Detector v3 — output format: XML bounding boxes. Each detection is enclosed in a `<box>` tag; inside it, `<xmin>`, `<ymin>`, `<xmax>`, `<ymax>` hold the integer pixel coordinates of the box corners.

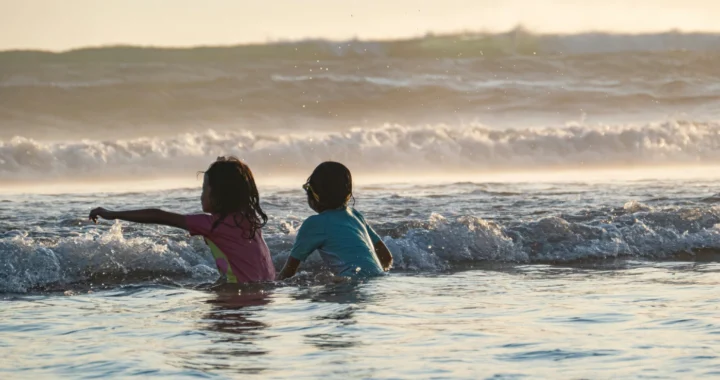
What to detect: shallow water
<box><xmin>2</xmin><ymin>263</ymin><xmax>719</xmax><ymax>379</ymax></box>
<box><xmin>1</xmin><ymin>178</ymin><xmax>720</xmax><ymax>378</ymax></box>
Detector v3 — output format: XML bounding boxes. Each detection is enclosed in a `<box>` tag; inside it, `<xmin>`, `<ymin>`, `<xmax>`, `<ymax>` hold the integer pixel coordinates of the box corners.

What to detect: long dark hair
<box><xmin>305</xmin><ymin>161</ymin><xmax>354</xmax><ymax>212</ymax></box>
<box><xmin>202</xmin><ymin>156</ymin><xmax>267</xmax><ymax>239</ymax></box>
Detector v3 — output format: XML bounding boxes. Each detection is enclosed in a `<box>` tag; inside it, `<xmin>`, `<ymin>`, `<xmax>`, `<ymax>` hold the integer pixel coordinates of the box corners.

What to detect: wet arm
<box><xmin>276</xmin><ymin>216</ymin><xmax>324</xmax><ymax>280</ymax></box>
<box><xmin>89</xmin><ymin>208</ymin><xmax>187</xmax><ymax>230</ymax></box>
<box><xmin>277</xmin><ymin>256</ymin><xmax>302</xmax><ymax>280</ymax></box>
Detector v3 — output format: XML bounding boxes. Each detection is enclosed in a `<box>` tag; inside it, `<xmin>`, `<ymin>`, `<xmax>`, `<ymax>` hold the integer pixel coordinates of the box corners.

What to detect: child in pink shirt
<box><xmin>88</xmin><ymin>156</ymin><xmax>275</xmax><ymax>284</ymax></box>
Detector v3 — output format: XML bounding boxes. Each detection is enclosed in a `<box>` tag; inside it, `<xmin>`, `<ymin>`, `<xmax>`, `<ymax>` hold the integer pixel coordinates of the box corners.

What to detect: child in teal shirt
<box><xmin>277</xmin><ymin>162</ymin><xmax>393</xmax><ymax>279</ymax></box>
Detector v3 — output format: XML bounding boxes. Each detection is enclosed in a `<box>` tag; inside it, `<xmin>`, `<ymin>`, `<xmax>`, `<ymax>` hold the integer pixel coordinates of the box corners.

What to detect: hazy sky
<box><xmin>1</xmin><ymin>0</ymin><xmax>718</xmax><ymax>51</ymax></box>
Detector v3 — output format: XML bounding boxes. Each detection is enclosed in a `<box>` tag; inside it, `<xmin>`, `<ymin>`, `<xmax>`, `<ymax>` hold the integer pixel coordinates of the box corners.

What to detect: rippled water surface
<box><xmin>2</xmin><ymin>264</ymin><xmax>719</xmax><ymax>379</ymax></box>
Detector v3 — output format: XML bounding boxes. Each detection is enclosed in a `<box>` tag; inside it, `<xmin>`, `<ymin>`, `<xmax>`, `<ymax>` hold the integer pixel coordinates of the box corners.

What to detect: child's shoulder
<box><xmin>297</xmin><ymin>213</ymin><xmax>328</xmax><ymax>235</ymax></box>
<box><xmin>304</xmin><ymin>207</ymin><xmax>358</xmax><ymax>224</ymax></box>
<box><xmin>327</xmin><ymin>207</ymin><xmax>365</xmax><ymax>220</ymax></box>
<box><xmin>348</xmin><ymin>207</ymin><xmax>366</xmax><ymax>219</ymax></box>
<box><xmin>301</xmin><ymin>213</ymin><xmax>326</xmax><ymax>226</ymax></box>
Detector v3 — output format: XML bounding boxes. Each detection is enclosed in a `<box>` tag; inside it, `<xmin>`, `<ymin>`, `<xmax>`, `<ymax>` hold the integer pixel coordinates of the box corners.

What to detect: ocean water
<box><xmin>2</xmin><ymin>31</ymin><xmax>720</xmax><ymax>378</ymax></box>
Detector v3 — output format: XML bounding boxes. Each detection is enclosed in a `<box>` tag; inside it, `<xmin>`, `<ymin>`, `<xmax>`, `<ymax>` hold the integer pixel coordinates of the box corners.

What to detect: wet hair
<box><xmin>201</xmin><ymin>156</ymin><xmax>267</xmax><ymax>239</ymax></box>
<box><xmin>305</xmin><ymin>161</ymin><xmax>354</xmax><ymax>211</ymax></box>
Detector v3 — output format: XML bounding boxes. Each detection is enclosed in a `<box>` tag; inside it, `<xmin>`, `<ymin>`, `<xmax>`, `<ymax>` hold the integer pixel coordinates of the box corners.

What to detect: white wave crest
<box><xmin>3</xmin><ymin>204</ymin><xmax>720</xmax><ymax>293</ymax></box>
<box><xmin>2</xmin><ymin>121</ymin><xmax>720</xmax><ymax>181</ymax></box>
<box><xmin>0</xmin><ymin>223</ymin><xmax>216</xmax><ymax>293</ymax></box>
<box><xmin>382</xmin><ymin>205</ymin><xmax>720</xmax><ymax>269</ymax></box>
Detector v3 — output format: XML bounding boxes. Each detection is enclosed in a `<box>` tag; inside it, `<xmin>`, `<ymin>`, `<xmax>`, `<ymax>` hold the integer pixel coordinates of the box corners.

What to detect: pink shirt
<box><xmin>186</xmin><ymin>214</ymin><xmax>275</xmax><ymax>283</ymax></box>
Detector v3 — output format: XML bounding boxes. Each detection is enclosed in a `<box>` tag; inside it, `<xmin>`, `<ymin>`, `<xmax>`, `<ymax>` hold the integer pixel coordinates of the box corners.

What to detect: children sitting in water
<box><xmin>87</xmin><ymin>158</ymin><xmax>391</xmax><ymax>283</ymax></box>
<box><xmin>88</xmin><ymin>156</ymin><xmax>276</xmax><ymax>284</ymax></box>
<box><xmin>277</xmin><ymin>161</ymin><xmax>393</xmax><ymax>280</ymax></box>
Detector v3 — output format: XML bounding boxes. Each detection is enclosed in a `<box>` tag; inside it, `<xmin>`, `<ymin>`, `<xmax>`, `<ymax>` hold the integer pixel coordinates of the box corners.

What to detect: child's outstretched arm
<box><xmin>89</xmin><ymin>208</ymin><xmax>188</xmax><ymax>230</ymax></box>
<box><xmin>374</xmin><ymin>240</ymin><xmax>393</xmax><ymax>272</ymax></box>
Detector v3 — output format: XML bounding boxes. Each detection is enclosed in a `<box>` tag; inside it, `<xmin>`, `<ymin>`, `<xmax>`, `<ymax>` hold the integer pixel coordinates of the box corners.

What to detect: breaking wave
<box><xmin>2</xmin><ymin>203</ymin><xmax>720</xmax><ymax>293</ymax></box>
<box><xmin>2</xmin><ymin>121</ymin><xmax>720</xmax><ymax>181</ymax></box>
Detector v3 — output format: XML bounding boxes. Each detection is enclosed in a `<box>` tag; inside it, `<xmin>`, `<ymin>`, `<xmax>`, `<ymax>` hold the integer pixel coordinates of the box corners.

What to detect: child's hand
<box><xmin>89</xmin><ymin>207</ymin><xmax>115</xmax><ymax>223</ymax></box>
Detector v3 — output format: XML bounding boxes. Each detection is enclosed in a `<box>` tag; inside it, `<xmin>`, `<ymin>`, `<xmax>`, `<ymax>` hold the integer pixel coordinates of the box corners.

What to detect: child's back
<box><xmin>278</xmin><ymin>162</ymin><xmax>393</xmax><ymax>280</ymax></box>
<box><xmin>187</xmin><ymin>213</ymin><xmax>275</xmax><ymax>283</ymax></box>
<box><xmin>291</xmin><ymin>207</ymin><xmax>383</xmax><ymax>277</ymax></box>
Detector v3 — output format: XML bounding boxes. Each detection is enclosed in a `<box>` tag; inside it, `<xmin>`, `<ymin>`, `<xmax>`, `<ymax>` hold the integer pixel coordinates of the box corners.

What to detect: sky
<box><xmin>1</xmin><ymin>0</ymin><xmax>718</xmax><ymax>51</ymax></box>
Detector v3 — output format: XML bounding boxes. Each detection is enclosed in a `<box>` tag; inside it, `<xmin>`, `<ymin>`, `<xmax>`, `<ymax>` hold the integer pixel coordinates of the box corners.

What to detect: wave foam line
<box><xmin>2</xmin><ymin>203</ymin><xmax>720</xmax><ymax>292</ymax></box>
<box><xmin>2</xmin><ymin>121</ymin><xmax>720</xmax><ymax>181</ymax></box>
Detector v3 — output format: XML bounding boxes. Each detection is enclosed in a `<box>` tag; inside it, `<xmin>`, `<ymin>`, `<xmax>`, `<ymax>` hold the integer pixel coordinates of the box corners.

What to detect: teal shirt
<box><xmin>290</xmin><ymin>207</ymin><xmax>384</xmax><ymax>277</ymax></box>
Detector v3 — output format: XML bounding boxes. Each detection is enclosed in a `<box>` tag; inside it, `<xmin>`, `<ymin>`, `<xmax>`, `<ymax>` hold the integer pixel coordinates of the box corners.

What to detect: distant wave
<box><xmin>3</xmin><ymin>30</ymin><xmax>720</xmax><ymax>61</ymax></box>
<box><xmin>2</xmin><ymin>121</ymin><xmax>720</xmax><ymax>181</ymax></box>
<box><xmin>2</xmin><ymin>32</ymin><xmax>719</xmax><ymax>140</ymax></box>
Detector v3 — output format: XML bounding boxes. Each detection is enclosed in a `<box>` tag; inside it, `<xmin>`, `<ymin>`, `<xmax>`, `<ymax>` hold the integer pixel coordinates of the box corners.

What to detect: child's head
<box><xmin>201</xmin><ymin>156</ymin><xmax>267</xmax><ymax>236</ymax></box>
<box><xmin>304</xmin><ymin>161</ymin><xmax>353</xmax><ymax>212</ymax></box>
